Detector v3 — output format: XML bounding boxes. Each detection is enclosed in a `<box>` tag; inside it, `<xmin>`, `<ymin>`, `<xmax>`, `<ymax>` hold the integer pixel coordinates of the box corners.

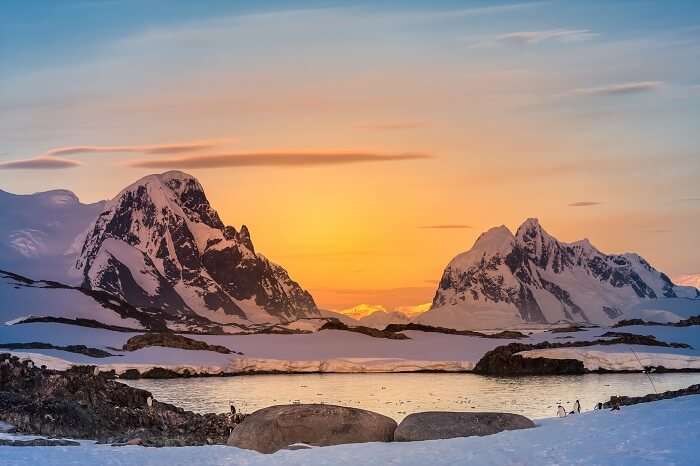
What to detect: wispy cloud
<box><xmin>571</xmin><ymin>81</ymin><xmax>663</xmax><ymax>97</ymax></box>
<box><xmin>0</xmin><ymin>157</ymin><xmax>81</xmax><ymax>170</ymax></box>
<box><xmin>355</xmin><ymin>122</ymin><xmax>427</xmax><ymax>131</ymax></box>
<box><xmin>568</xmin><ymin>201</ymin><xmax>602</xmax><ymax>207</ymax></box>
<box><xmin>418</xmin><ymin>224</ymin><xmax>472</xmax><ymax>229</ymax></box>
<box><xmin>495</xmin><ymin>29</ymin><xmax>597</xmax><ymax>45</ymax></box>
<box><xmin>423</xmin><ymin>2</ymin><xmax>549</xmax><ymax>20</ymax></box>
<box><xmin>46</xmin><ymin>139</ymin><xmax>228</xmax><ymax>156</ymax></box>
<box><xmin>678</xmin><ymin>197</ymin><xmax>700</xmax><ymax>202</ymax></box>
<box><xmin>129</xmin><ymin>151</ymin><xmax>433</xmax><ymax>169</ymax></box>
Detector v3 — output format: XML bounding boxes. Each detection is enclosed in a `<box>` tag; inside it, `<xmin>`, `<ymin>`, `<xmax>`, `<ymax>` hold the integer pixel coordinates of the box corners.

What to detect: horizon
<box><xmin>2</xmin><ymin>0</ymin><xmax>699</xmax><ymax>313</ymax></box>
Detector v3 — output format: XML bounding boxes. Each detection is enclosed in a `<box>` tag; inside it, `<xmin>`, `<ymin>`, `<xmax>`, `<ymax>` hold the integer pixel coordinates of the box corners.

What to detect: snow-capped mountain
<box><xmin>675</xmin><ymin>274</ymin><xmax>700</xmax><ymax>290</ymax></box>
<box><xmin>417</xmin><ymin>218</ymin><xmax>699</xmax><ymax>329</ymax></box>
<box><xmin>75</xmin><ymin>171</ymin><xmax>318</xmax><ymax>324</ymax></box>
<box><xmin>0</xmin><ymin>189</ymin><xmax>105</xmax><ymax>282</ymax></box>
<box><xmin>358</xmin><ymin>310</ymin><xmax>410</xmax><ymax>329</ymax></box>
<box><xmin>0</xmin><ymin>171</ymin><xmax>318</xmax><ymax>328</ymax></box>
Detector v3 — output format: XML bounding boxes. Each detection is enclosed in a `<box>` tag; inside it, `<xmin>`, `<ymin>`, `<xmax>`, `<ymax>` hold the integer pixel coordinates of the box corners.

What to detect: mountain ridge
<box><xmin>417</xmin><ymin>218</ymin><xmax>699</xmax><ymax>330</ymax></box>
<box><xmin>0</xmin><ymin>171</ymin><xmax>318</xmax><ymax>329</ymax></box>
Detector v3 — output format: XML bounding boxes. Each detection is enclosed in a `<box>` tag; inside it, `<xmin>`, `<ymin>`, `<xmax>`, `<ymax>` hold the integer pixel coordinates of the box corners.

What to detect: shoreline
<box><xmin>7</xmin><ymin>350</ymin><xmax>700</xmax><ymax>379</ymax></box>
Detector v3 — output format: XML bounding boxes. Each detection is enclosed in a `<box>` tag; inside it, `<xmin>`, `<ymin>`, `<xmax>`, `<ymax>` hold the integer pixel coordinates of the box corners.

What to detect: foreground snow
<box><xmin>2</xmin><ymin>395</ymin><xmax>700</xmax><ymax>465</ymax></box>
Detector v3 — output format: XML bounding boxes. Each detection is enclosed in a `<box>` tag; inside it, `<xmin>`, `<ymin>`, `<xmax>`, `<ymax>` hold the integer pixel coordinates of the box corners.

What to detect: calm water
<box><xmin>123</xmin><ymin>372</ymin><xmax>700</xmax><ymax>421</ymax></box>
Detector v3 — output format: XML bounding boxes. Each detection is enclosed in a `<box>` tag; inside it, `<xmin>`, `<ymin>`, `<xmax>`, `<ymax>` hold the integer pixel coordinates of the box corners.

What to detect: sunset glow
<box><xmin>2</xmin><ymin>0</ymin><xmax>699</xmax><ymax>312</ymax></box>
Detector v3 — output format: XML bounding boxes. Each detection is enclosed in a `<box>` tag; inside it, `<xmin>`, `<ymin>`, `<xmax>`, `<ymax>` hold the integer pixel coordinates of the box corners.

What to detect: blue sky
<box><xmin>1</xmin><ymin>1</ymin><xmax>699</xmax><ymax>309</ymax></box>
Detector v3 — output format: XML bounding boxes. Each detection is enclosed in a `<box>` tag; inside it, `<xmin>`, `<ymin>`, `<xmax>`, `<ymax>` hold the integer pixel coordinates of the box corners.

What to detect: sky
<box><xmin>1</xmin><ymin>0</ymin><xmax>699</xmax><ymax>313</ymax></box>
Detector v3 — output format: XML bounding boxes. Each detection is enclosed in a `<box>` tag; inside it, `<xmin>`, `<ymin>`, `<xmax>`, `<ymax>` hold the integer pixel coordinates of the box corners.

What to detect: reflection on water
<box><xmin>123</xmin><ymin>372</ymin><xmax>700</xmax><ymax>421</ymax></box>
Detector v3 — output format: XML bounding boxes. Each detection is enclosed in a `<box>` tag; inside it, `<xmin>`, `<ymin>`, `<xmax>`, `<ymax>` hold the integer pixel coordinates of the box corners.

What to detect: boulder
<box><xmin>394</xmin><ymin>411</ymin><xmax>535</xmax><ymax>441</ymax></box>
<box><xmin>227</xmin><ymin>404</ymin><xmax>397</xmax><ymax>453</ymax></box>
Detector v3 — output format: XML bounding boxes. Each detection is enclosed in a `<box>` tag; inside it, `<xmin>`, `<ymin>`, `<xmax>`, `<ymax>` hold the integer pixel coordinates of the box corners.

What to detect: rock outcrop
<box><xmin>474</xmin><ymin>332</ymin><xmax>691</xmax><ymax>376</ymax></box>
<box><xmin>0</xmin><ymin>354</ymin><xmax>235</xmax><ymax>445</ymax></box>
<box><xmin>602</xmin><ymin>384</ymin><xmax>700</xmax><ymax>408</ymax></box>
<box><xmin>227</xmin><ymin>404</ymin><xmax>397</xmax><ymax>453</ymax></box>
<box><xmin>394</xmin><ymin>411</ymin><xmax>535</xmax><ymax>441</ymax></box>
<box><xmin>122</xmin><ymin>333</ymin><xmax>235</xmax><ymax>354</ymax></box>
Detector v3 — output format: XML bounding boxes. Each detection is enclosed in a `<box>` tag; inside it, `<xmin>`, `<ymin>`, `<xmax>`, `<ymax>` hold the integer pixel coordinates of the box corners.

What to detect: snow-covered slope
<box><xmin>4</xmin><ymin>394</ymin><xmax>700</xmax><ymax>465</ymax></box>
<box><xmin>675</xmin><ymin>274</ymin><xmax>700</xmax><ymax>290</ymax></box>
<box><xmin>0</xmin><ymin>189</ymin><xmax>105</xmax><ymax>283</ymax></box>
<box><xmin>418</xmin><ymin>219</ymin><xmax>699</xmax><ymax>330</ymax></box>
<box><xmin>76</xmin><ymin>171</ymin><xmax>318</xmax><ymax>324</ymax></box>
<box><xmin>358</xmin><ymin>310</ymin><xmax>410</xmax><ymax>329</ymax></box>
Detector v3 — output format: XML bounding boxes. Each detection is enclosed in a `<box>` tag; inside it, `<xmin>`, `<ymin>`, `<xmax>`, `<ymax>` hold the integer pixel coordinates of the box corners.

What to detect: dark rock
<box><xmin>394</xmin><ymin>411</ymin><xmax>535</xmax><ymax>441</ymax></box>
<box><xmin>139</xmin><ymin>367</ymin><xmax>184</xmax><ymax>379</ymax></box>
<box><xmin>474</xmin><ymin>343</ymin><xmax>585</xmax><ymax>376</ymax></box>
<box><xmin>227</xmin><ymin>404</ymin><xmax>397</xmax><ymax>453</ymax></box>
<box><xmin>0</xmin><ymin>342</ymin><xmax>114</xmax><ymax>358</ymax></box>
<box><xmin>602</xmin><ymin>384</ymin><xmax>700</xmax><ymax>408</ymax></box>
<box><xmin>0</xmin><ymin>354</ymin><xmax>236</xmax><ymax>445</ymax></box>
<box><xmin>474</xmin><ymin>331</ymin><xmax>693</xmax><ymax>376</ymax></box>
<box><xmin>599</xmin><ymin>331</ymin><xmax>691</xmax><ymax>349</ymax></box>
<box><xmin>614</xmin><ymin>315</ymin><xmax>700</xmax><ymax>328</ymax></box>
<box><xmin>119</xmin><ymin>369</ymin><xmax>141</xmax><ymax>380</ymax></box>
<box><xmin>0</xmin><ymin>438</ymin><xmax>80</xmax><ymax>447</ymax></box>
<box><xmin>383</xmin><ymin>323</ymin><xmax>527</xmax><ymax>339</ymax></box>
<box><xmin>14</xmin><ymin>316</ymin><xmax>140</xmax><ymax>333</ymax></box>
<box><xmin>319</xmin><ymin>320</ymin><xmax>410</xmax><ymax>340</ymax></box>
<box><xmin>123</xmin><ymin>333</ymin><xmax>233</xmax><ymax>354</ymax></box>
<box><xmin>548</xmin><ymin>326</ymin><xmax>587</xmax><ymax>333</ymax></box>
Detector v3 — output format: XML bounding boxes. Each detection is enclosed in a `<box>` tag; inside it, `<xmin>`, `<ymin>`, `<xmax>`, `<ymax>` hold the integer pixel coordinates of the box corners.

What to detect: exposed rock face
<box><xmin>602</xmin><ymin>384</ymin><xmax>700</xmax><ymax>408</ymax></box>
<box><xmin>122</xmin><ymin>333</ymin><xmax>234</xmax><ymax>354</ymax></box>
<box><xmin>227</xmin><ymin>404</ymin><xmax>397</xmax><ymax>453</ymax></box>
<box><xmin>474</xmin><ymin>343</ymin><xmax>585</xmax><ymax>376</ymax></box>
<box><xmin>394</xmin><ymin>411</ymin><xmax>535</xmax><ymax>441</ymax></box>
<box><xmin>0</xmin><ymin>269</ymin><xmax>230</xmax><ymax>333</ymax></box>
<box><xmin>0</xmin><ymin>354</ymin><xmax>235</xmax><ymax>445</ymax></box>
<box><xmin>474</xmin><ymin>333</ymin><xmax>691</xmax><ymax>376</ymax></box>
<box><xmin>319</xmin><ymin>319</ymin><xmax>410</xmax><ymax>340</ymax></box>
<box><xmin>614</xmin><ymin>315</ymin><xmax>700</xmax><ymax>328</ymax></box>
<box><xmin>419</xmin><ymin>219</ymin><xmax>699</xmax><ymax>329</ymax></box>
<box><xmin>76</xmin><ymin>171</ymin><xmax>318</xmax><ymax>325</ymax></box>
<box><xmin>0</xmin><ymin>342</ymin><xmax>114</xmax><ymax>358</ymax></box>
<box><xmin>0</xmin><ymin>438</ymin><xmax>80</xmax><ymax>447</ymax></box>
<box><xmin>383</xmin><ymin>322</ymin><xmax>527</xmax><ymax>339</ymax></box>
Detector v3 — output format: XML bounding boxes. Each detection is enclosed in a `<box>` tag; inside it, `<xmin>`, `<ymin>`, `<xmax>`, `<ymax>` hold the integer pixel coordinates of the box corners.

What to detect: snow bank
<box><xmin>3</xmin><ymin>391</ymin><xmax>700</xmax><ymax>465</ymax></box>
<box><xmin>519</xmin><ymin>346</ymin><xmax>700</xmax><ymax>371</ymax></box>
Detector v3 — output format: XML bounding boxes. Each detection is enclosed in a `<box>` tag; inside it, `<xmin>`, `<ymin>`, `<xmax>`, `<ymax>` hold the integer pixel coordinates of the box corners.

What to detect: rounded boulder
<box><xmin>227</xmin><ymin>404</ymin><xmax>397</xmax><ymax>453</ymax></box>
<box><xmin>394</xmin><ymin>411</ymin><xmax>535</xmax><ymax>442</ymax></box>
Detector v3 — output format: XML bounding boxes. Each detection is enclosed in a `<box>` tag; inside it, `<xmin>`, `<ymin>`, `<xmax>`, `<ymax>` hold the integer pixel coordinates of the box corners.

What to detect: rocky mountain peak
<box><xmin>75</xmin><ymin>171</ymin><xmax>318</xmax><ymax>324</ymax></box>
<box><xmin>420</xmin><ymin>219</ymin><xmax>700</xmax><ymax>329</ymax></box>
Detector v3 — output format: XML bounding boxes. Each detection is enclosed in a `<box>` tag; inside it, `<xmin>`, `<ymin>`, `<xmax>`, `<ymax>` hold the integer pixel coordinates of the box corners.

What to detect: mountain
<box><xmin>0</xmin><ymin>189</ymin><xmax>105</xmax><ymax>282</ymax></box>
<box><xmin>675</xmin><ymin>274</ymin><xmax>700</xmax><ymax>290</ymax></box>
<box><xmin>417</xmin><ymin>218</ymin><xmax>699</xmax><ymax>330</ymax></box>
<box><xmin>358</xmin><ymin>310</ymin><xmax>410</xmax><ymax>329</ymax></box>
<box><xmin>0</xmin><ymin>171</ymin><xmax>318</xmax><ymax>329</ymax></box>
<box><xmin>75</xmin><ymin>171</ymin><xmax>318</xmax><ymax>324</ymax></box>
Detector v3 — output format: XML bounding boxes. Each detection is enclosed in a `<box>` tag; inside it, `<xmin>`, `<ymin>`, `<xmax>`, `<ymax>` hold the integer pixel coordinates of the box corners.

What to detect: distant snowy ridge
<box><xmin>418</xmin><ymin>218</ymin><xmax>699</xmax><ymax>330</ymax></box>
<box><xmin>0</xmin><ymin>188</ymin><xmax>105</xmax><ymax>282</ymax></box>
<box><xmin>675</xmin><ymin>274</ymin><xmax>700</xmax><ymax>290</ymax></box>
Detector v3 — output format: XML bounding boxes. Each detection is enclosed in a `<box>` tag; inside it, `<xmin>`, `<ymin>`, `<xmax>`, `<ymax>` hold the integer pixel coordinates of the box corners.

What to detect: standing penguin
<box><xmin>557</xmin><ymin>404</ymin><xmax>567</xmax><ymax>417</ymax></box>
<box><xmin>573</xmin><ymin>400</ymin><xmax>581</xmax><ymax>414</ymax></box>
